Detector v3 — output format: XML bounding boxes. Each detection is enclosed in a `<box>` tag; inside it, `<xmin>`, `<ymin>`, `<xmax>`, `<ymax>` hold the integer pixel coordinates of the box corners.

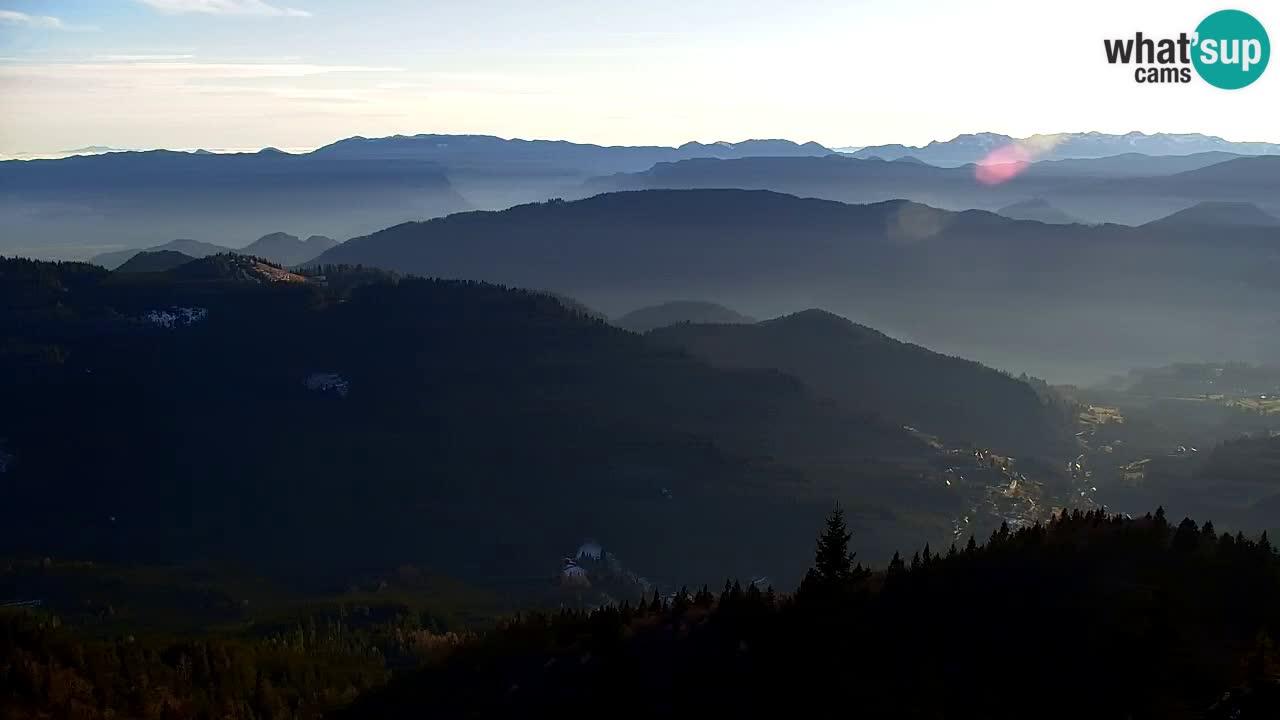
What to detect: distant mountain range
<box><xmin>241</xmin><ymin>232</ymin><xmax>338</xmax><ymax>266</ymax></box>
<box><xmin>311</xmin><ymin>189</ymin><xmax>1280</xmax><ymax>382</ymax></box>
<box><xmin>1</xmin><ymin>136</ymin><xmax>831</xmax><ymax>260</ymax></box>
<box><xmin>584</xmin><ymin>153</ymin><xmax>1280</xmax><ymax>224</ymax></box>
<box><xmin>1</xmin><ymin>150</ymin><xmax>467</xmax><ymax>260</ymax></box>
<box><xmin>1008</xmin><ymin>151</ymin><xmax>1246</xmax><ymax>179</ymax></box>
<box><xmin>310</xmin><ymin>134</ymin><xmax>832</xmax><ymax>210</ymax></box>
<box><xmin>848</xmin><ymin>132</ymin><xmax>1280</xmax><ymax>166</ymax></box>
<box><xmin>311</xmin><ymin>134</ymin><xmax>830</xmax><ymax>173</ymax></box>
<box><xmin>91</xmin><ymin>233</ymin><xmax>339</xmax><ymax>270</ymax></box>
<box><xmin>7</xmin><ymin>130</ymin><xmax>1280</xmax><ymax>260</ymax></box>
<box><xmin>0</xmin><ymin>146</ymin><xmax>135</xmax><ymax>161</ymax></box>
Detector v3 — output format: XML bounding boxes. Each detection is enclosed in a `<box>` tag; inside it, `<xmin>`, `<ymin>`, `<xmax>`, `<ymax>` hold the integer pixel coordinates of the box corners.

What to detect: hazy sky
<box><xmin>1</xmin><ymin>0</ymin><xmax>1276</xmax><ymax>153</ymax></box>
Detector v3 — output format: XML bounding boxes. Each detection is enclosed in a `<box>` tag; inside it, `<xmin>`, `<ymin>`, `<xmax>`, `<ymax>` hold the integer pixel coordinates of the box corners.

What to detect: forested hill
<box><xmin>615</xmin><ymin>301</ymin><xmax>756</xmax><ymax>333</ymax></box>
<box><xmin>306</xmin><ymin>189</ymin><xmax>1280</xmax><ymax>383</ymax></box>
<box><xmin>647</xmin><ymin>310</ymin><xmax>1075</xmax><ymax>456</ymax></box>
<box><xmin>0</xmin><ymin>256</ymin><xmax>941</xmax><ymax>588</ymax></box>
<box><xmin>337</xmin><ymin>508</ymin><xmax>1280</xmax><ymax>719</ymax></box>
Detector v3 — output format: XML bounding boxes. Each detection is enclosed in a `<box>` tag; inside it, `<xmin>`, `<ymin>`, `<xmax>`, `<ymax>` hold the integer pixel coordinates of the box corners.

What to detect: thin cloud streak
<box><xmin>0</xmin><ymin>9</ymin><xmax>96</xmax><ymax>31</ymax></box>
<box><xmin>94</xmin><ymin>54</ymin><xmax>198</xmax><ymax>62</ymax></box>
<box><xmin>137</xmin><ymin>0</ymin><xmax>311</xmax><ymax>17</ymax></box>
<box><xmin>0</xmin><ymin>60</ymin><xmax>404</xmax><ymax>83</ymax></box>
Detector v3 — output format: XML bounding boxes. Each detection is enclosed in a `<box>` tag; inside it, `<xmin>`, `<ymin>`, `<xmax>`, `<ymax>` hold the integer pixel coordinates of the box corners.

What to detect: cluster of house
<box><xmin>558</xmin><ymin>539</ymin><xmax>656</xmax><ymax>600</ymax></box>
<box><xmin>143</xmin><ymin>306</ymin><xmax>209</xmax><ymax>328</ymax></box>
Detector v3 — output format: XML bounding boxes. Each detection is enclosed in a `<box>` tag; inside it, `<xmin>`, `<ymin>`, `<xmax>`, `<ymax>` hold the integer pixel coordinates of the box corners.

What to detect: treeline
<box><xmin>342</xmin><ymin>508</ymin><xmax>1280</xmax><ymax>719</ymax></box>
<box><xmin>0</xmin><ymin>603</ymin><xmax>468</xmax><ymax>720</ymax></box>
<box><xmin>6</xmin><ymin>510</ymin><xmax>1278</xmax><ymax>719</ymax></box>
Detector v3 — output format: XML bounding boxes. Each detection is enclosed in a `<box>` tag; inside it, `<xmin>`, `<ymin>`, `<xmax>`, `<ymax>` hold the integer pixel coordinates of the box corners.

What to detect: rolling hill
<box><xmin>113</xmin><ymin>250</ymin><xmax>195</xmax><ymax>273</ymax></box>
<box><xmin>0</xmin><ymin>256</ymin><xmax>949</xmax><ymax>589</ymax></box>
<box><xmin>241</xmin><ymin>232</ymin><xmax>340</xmax><ymax>266</ymax></box>
<box><xmin>1144</xmin><ymin>201</ymin><xmax>1280</xmax><ymax>230</ymax></box>
<box><xmin>583</xmin><ymin>151</ymin><xmax>1280</xmax><ymax>224</ymax></box>
<box><xmin>92</xmin><ymin>239</ymin><xmax>235</xmax><ymax>270</ymax></box>
<box><xmin>647</xmin><ymin>310</ymin><xmax>1074</xmax><ymax>455</ymax></box>
<box><xmin>996</xmin><ymin>198</ymin><xmax>1081</xmax><ymax>224</ymax></box>
<box><xmin>164</xmin><ymin>253</ymin><xmax>312</xmax><ymax>284</ymax></box>
<box><xmin>309</xmin><ymin>189</ymin><xmax>1280</xmax><ymax>382</ymax></box>
<box><xmin>1012</xmin><ymin>151</ymin><xmax>1245</xmax><ymax>179</ymax></box>
<box><xmin>94</xmin><ymin>234</ymin><xmax>342</xmax><ymax>270</ymax></box>
<box><xmin>615</xmin><ymin>301</ymin><xmax>756</xmax><ymax>332</ymax></box>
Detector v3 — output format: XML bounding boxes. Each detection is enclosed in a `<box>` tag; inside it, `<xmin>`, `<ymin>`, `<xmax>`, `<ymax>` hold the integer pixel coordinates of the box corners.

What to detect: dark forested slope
<box><xmin>647</xmin><ymin>310</ymin><xmax>1074</xmax><ymax>455</ymax></box>
<box><xmin>0</xmin><ymin>257</ymin><xmax>940</xmax><ymax>588</ymax></box>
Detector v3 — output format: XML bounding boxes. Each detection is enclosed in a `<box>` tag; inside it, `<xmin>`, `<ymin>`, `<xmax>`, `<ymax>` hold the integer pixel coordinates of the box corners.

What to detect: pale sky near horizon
<box><xmin>0</xmin><ymin>0</ymin><xmax>1276</xmax><ymax>154</ymax></box>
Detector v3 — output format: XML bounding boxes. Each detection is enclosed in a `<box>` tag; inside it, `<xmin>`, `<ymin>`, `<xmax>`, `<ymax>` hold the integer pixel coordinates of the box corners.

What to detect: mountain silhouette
<box><xmin>616</xmin><ymin>301</ymin><xmax>756</xmax><ymax>332</ymax></box>
<box><xmin>311</xmin><ymin>134</ymin><xmax>830</xmax><ymax>174</ymax></box>
<box><xmin>1147</xmin><ymin>155</ymin><xmax>1280</xmax><ymax>194</ymax></box>
<box><xmin>1015</xmin><ymin>151</ymin><xmax>1244</xmax><ymax>179</ymax></box>
<box><xmin>997</xmin><ymin>199</ymin><xmax>1081</xmax><ymax>225</ymax></box>
<box><xmin>241</xmin><ymin>232</ymin><xmax>339</xmax><ymax>266</ymax></box>
<box><xmin>647</xmin><ymin>309</ymin><xmax>1072</xmax><ymax>455</ymax></box>
<box><xmin>309</xmin><ymin>188</ymin><xmax>1280</xmax><ymax>382</ymax></box>
<box><xmin>851</xmin><ymin>131</ymin><xmax>1280</xmax><ymax>166</ymax></box>
<box><xmin>584</xmin><ymin>151</ymin><xmax>1280</xmax><ymax>224</ymax></box>
<box><xmin>1144</xmin><ymin>201</ymin><xmax>1280</xmax><ymax>229</ymax></box>
<box><xmin>1</xmin><ymin>150</ymin><xmax>470</xmax><ymax>259</ymax></box>
<box><xmin>306</xmin><ymin>134</ymin><xmax>832</xmax><ymax>210</ymax></box>
<box><xmin>113</xmin><ymin>250</ymin><xmax>196</xmax><ymax>273</ymax></box>
<box><xmin>91</xmin><ymin>239</ymin><xmax>235</xmax><ymax>270</ymax></box>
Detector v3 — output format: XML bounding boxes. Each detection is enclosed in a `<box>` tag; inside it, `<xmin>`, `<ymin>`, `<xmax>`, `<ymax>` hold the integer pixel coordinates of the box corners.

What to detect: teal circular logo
<box><xmin>1193</xmin><ymin>9</ymin><xmax>1270</xmax><ymax>89</ymax></box>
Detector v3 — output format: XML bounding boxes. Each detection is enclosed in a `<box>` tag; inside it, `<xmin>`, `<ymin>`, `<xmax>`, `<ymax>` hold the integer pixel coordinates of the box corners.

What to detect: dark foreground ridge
<box><xmin>4</xmin><ymin>508</ymin><xmax>1277</xmax><ymax>719</ymax></box>
<box><xmin>339</xmin><ymin>508</ymin><xmax>1280</xmax><ymax>719</ymax></box>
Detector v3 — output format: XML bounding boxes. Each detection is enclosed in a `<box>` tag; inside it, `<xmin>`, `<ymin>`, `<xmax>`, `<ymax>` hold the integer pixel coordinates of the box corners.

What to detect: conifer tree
<box><xmin>1201</xmin><ymin>521</ymin><xmax>1217</xmax><ymax>543</ymax></box>
<box><xmin>888</xmin><ymin>551</ymin><xmax>905</xmax><ymax>576</ymax></box>
<box><xmin>800</xmin><ymin>505</ymin><xmax>862</xmax><ymax>598</ymax></box>
<box><xmin>812</xmin><ymin>505</ymin><xmax>855</xmax><ymax>584</ymax></box>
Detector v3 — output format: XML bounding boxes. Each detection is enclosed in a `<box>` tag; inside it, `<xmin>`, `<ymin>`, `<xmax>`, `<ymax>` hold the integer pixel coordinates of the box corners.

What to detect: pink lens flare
<box><xmin>975</xmin><ymin>144</ymin><xmax>1032</xmax><ymax>185</ymax></box>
